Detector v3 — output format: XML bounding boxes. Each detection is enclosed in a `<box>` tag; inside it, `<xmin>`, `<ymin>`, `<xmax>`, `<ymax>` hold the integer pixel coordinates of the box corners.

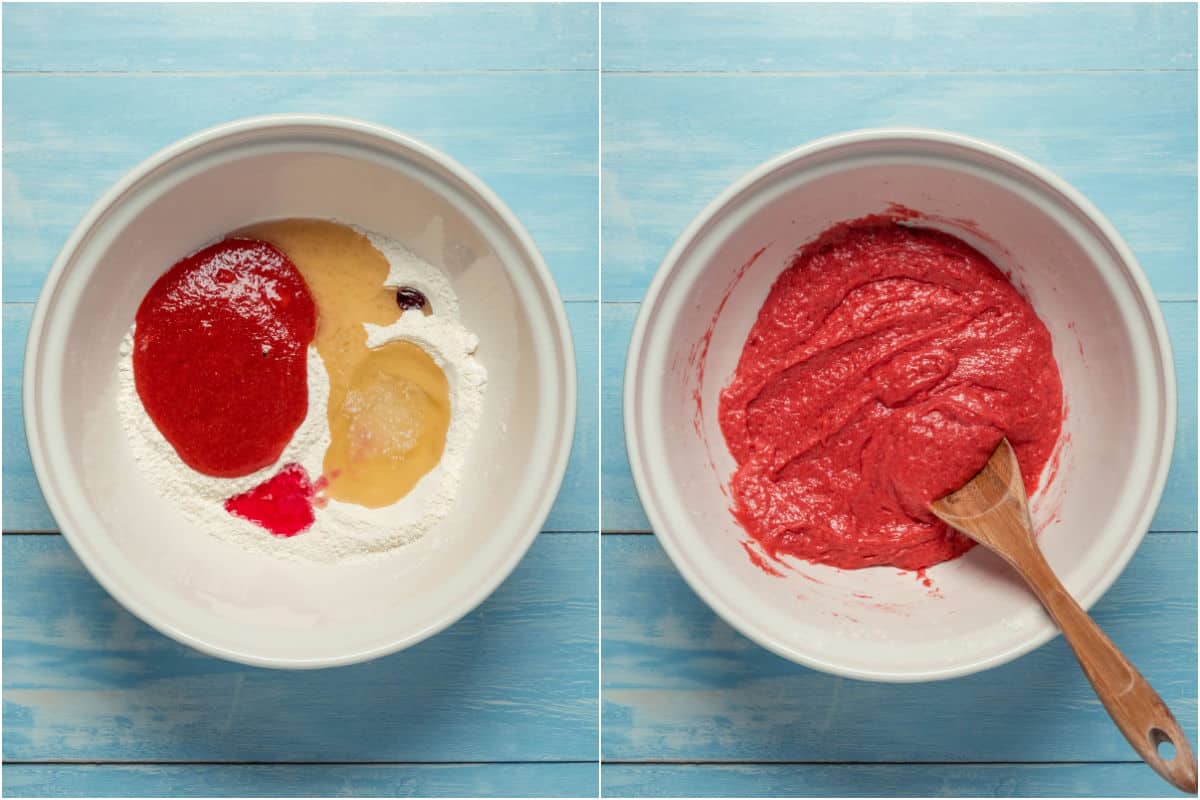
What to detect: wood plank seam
<box><xmin>600</xmin><ymin>762</ymin><xmax>1161</xmax><ymax>767</ymax></box>
<box><xmin>4</xmin><ymin>70</ymin><xmax>599</xmax><ymax>77</ymax></box>
<box><xmin>601</xmin><ymin>69</ymin><xmax>1196</xmax><ymax>76</ymax></box>
<box><xmin>0</xmin><ymin>762</ymin><xmax>600</xmax><ymax>767</ymax></box>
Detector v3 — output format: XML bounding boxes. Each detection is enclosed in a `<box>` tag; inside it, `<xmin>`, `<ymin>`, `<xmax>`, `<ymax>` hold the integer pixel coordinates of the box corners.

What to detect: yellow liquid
<box><xmin>236</xmin><ymin>219</ymin><xmax>450</xmax><ymax>508</ymax></box>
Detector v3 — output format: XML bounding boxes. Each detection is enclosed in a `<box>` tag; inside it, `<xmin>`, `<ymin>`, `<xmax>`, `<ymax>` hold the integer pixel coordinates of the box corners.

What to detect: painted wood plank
<box><xmin>3</xmin><ymin>533</ymin><xmax>597</xmax><ymax>763</ymax></box>
<box><xmin>1159</xmin><ymin>303</ymin><xmax>1200</xmax><ymax>532</ymax></box>
<box><xmin>3</xmin><ymin>763</ymin><xmax>598</xmax><ymax>799</ymax></box>
<box><xmin>599</xmin><ymin>303</ymin><xmax>646</xmax><ymax>533</ymax></box>
<box><xmin>1</xmin><ymin>306</ymin><xmax>42</xmax><ymax>530</ymax></box>
<box><xmin>2</xmin><ymin>72</ymin><xmax>598</xmax><ymax>303</ymax></box>
<box><xmin>601</xmin><ymin>72</ymin><xmax>1197</xmax><ymax>302</ymax></box>
<box><xmin>601</xmin><ymin>762</ymin><xmax>1176</xmax><ymax>798</ymax></box>
<box><xmin>601</xmin><ymin>301</ymin><xmax>1198</xmax><ymax>534</ymax></box>
<box><xmin>602</xmin><ymin>3</ymin><xmax>1197</xmax><ymax>73</ymax></box>
<box><xmin>3</xmin><ymin>3</ymin><xmax>597</xmax><ymax>73</ymax></box>
<box><xmin>601</xmin><ymin>533</ymin><xmax>1197</xmax><ymax>763</ymax></box>
<box><xmin>552</xmin><ymin>301</ymin><xmax>599</xmax><ymax>533</ymax></box>
<box><xmin>2</xmin><ymin>300</ymin><xmax>597</xmax><ymax>532</ymax></box>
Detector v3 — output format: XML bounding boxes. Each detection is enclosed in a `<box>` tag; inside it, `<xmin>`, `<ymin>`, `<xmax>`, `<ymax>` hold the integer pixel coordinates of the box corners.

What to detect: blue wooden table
<box><xmin>5</xmin><ymin>3</ymin><xmax>1198</xmax><ymax>799</ymax></box>
<box><xmin>600</xmin><ymin>4</ymin><xmax>1198</xmax><ymax>797</ymax></box>
<box><xmin>2</xmin><ymin>4</ymin><xmax>598</xmax><ymax>797</ymax></box>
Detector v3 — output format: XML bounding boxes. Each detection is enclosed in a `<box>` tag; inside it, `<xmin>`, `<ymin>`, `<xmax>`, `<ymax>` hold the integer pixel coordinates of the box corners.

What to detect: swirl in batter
<box><xmin>718</xmin><ymin>219</ymin><xmax>1063</xmax><ymax>570</ymax></box>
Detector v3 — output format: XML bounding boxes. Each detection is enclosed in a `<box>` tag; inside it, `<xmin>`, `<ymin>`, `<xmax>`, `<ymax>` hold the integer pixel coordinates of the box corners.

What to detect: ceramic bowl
<box><xmin>624</xmin><ymin>128</ymin><xmax>1175</xmax><ymax>681</ymax></box>
<box><xmin>25</xmin><ymin>114</ymin><xmax>576</xmax><ymax>668</ymax></box>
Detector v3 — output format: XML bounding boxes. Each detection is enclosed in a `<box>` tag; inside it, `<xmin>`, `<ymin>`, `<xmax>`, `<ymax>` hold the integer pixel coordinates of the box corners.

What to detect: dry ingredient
<box><xmin>117</xmin><ymin>226</ymin><xmax>486</xmax><ymax>563</ymax></box>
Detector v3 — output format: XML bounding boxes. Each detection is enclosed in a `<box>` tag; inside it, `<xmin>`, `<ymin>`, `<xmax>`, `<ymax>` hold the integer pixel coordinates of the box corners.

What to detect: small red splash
<box><xmin>691</xmin><ymin>246</ymin><xmax>769</xmax><ymax>484</ymax></box>
<box><xmin>225</xmin><ymin>463</ymin><xmax>320</xmax><ymax>537</ymax></box>
<box><xmin>740</xmin><ymin>540</ymin><xmax>786</xmax><ymax>577</ymax></box>
<box><xmin>310</xmin><ymin>473</ymin><xmax>331</xmax><ymax>509</ymax></box>
<box><xmin>909</xmin><ymin>567</ymin><xmax>944</xmax><ymax>598</ymax></box>
<box><xmin>1067</xmin><ymin>321</ymin><xmax>1085</xmax><ymax>358</ymax></box>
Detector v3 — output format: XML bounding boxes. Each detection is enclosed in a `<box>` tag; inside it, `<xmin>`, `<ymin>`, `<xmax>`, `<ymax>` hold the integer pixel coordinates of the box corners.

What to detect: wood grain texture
<box><xmin>3</xmin><ymin>3</ymin><xmax>598</xmax><ymax>73</ymax></box>
<box><xmin>602</xmin><ymin>3</ymin><xmax>1197</xmax><ymax>73</ymax></box>
<box><xmin>2</xmin><ymin>72</ymin><xmax>598</xmax><ymax>302</ymax></box>
<box><xmin>3</xmin><ymin>533</ymin><xmax>598</xmax><ymax>764</ymax></box>
<box><xmin>2</xmin><ymin>300</ymin><xmax>597</xmax><ymax>532</ymax></box>
<box><xmin>599</xmin><ymin>303</ymin><xmax>645</xmax><ymax>533</ymax></box>
<box><xmin>553</xmin><ymin>301</ymin><xmax>599</xmax><ymax>533</ymax></box>
<box><xmin>3</xmin><ymin>763</ymin><xmax>598</xmax><ymax>798</ymax></box>
<box><xmin>601</xmin><ymin>72</ymin><xmax>1197</xmax><ymax>302</ymax></box>
<box><xmin>601</xmin><ymin>301</ymin><xmax>1198</xmax><ymax>534</ymax></box>
<box><xmin>601</xmin><ymin>533</ymin><xmax>1197</xmax><ymax>764</ymax></box>
<box><xmin>600</xmin><ymin>762</ymin><xmax>1181</xmax><ymax>798</ymax></box>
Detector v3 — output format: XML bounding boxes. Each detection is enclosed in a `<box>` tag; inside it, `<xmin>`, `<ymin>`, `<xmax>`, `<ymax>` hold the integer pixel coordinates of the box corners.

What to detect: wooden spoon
<box><xmin>931</xmin><ymin>438</ymin><xmax>1198</xmax><ymax>794</ymax></box>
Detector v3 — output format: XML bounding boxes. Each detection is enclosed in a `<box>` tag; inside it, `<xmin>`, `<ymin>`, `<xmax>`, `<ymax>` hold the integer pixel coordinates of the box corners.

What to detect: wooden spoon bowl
<box><xmin>932</xmin><ymin>439</ymin><xmax>1197</xmax><ymax>794</ymax></box>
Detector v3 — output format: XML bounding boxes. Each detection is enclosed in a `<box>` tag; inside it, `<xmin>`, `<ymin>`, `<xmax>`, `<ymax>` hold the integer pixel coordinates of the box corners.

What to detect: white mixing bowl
<box><xmin>24</xmin><ymin>115</ymin><xmax>576</xmax><ymax>668</ymax></box>
<box><xmin>625</xmin><ymin>129</ymin><xmax>1175</xmax><ymax>682</ymax></box>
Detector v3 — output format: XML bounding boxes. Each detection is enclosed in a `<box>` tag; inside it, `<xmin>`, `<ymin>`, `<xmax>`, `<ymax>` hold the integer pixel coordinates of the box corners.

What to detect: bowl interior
<box><xmin>28</xmin><ymin>121</ymin><xmax>573</xmax><ymax>666</ymax></box>
<box><xmin>630</xmin><ymin>135</ymin><xmax>1172</xmax><ymax>680</ymax></box>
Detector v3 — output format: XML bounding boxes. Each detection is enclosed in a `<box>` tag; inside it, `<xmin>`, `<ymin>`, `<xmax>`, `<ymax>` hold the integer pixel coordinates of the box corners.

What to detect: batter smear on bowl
<box><xmin>718</xmin><ymin>219</ymin><xmax>1063</xmax><ymax>570</ymax></box>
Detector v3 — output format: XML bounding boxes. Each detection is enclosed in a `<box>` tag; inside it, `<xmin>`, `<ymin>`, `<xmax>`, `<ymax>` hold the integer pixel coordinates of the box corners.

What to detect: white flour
<box><xmin>117</xmin><ymin>229</ymin><xmax>487</xmax><ymax>563</ymax></box>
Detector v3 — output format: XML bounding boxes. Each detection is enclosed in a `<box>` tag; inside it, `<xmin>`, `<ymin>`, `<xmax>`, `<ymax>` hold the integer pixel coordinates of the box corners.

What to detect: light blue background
<box><xmin>4</xmin><ymin>3</ymin><xmax>1198</xmax><ymax>799</ymax></box>
<box><xmin>2</xmin><ymin>4</ymin><xmax>598</xmax><ymax>797</ymax></box>
<box><xmin>601</xmin><ymin>3</ymin><xmax>1198</xmax><ymax>798</ymax></box>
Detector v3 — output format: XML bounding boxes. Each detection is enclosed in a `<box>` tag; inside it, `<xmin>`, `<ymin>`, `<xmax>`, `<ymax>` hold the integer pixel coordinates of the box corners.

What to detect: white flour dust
<box><xmin>117</xmin><ymin>228</ymin><xmax>487</xmax><ymax>563</ymax></box>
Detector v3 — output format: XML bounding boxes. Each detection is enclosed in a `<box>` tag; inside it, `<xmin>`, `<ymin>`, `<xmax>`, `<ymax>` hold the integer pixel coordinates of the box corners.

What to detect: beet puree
<box><xmin>133</xmin><ymin>239</ymin><xmax>317</xmax><ymax>478</ymax></box>
<box><xmin>225</xmin><ymin>463</ymin><xmax>321</xmax><ymax>537</ymax></box>
<box><xmin>718</xmin><ymin>220</ymin><xmax>1063</xmax><ymax>571</ymax></box>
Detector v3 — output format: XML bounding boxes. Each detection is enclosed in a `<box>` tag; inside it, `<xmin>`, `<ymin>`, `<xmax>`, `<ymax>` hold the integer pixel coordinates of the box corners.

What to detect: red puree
<box><xmin>225</xmin><ymin>463</ymin><xmax>322</xmax><ymax>537</ymax></box>
<box><xmin>134</xmin><ymin>239</ymin><xmax>316</xmax><ymax>478</ymax></box>
<box><xmin>718</xmin><ymin>220</ymin><xmax>1063</xmax><ymax>570</ymax></box>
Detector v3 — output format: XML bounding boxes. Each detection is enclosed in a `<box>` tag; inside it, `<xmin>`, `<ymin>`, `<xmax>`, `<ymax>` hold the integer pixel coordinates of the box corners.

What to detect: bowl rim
<box><xmin>23</xmin><ymin>113</ymin><xmax>577</xmax><ymax>669</ymax></box>
<box><xmin>623</xmin><ymin>126</ymin><xmax>1177</xmax><ymax>682</ymax></box>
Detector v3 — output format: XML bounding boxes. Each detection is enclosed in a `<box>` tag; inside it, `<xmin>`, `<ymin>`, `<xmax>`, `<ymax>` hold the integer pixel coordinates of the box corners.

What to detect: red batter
<box><xmin>718</xmin><ymin>219</ymin><xmax>1063</xmax><ymax>570</ymax></box>
<box><xmin>225</xmin><ymin>463</ymin><xmax>323</xmax><ymax>537</ymax></box>
<box><xmin>134</xmin><ymin>239</ymin><xmax>316</xmax><ymax>478</ymax></box>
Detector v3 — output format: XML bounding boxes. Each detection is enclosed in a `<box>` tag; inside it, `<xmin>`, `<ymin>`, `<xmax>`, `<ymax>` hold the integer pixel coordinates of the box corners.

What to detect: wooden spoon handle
<box><xmin>1017</xmin><ymin>545</ymin><xmax>1198</xmax><ymax>794</ymax></box>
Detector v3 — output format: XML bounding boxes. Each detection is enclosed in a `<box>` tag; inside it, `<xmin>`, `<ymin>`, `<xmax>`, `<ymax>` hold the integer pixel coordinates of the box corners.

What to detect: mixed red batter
<box><xmin>133</xmin><ymin>239</ymin><xmax>317</xmax><ymax>478</ymax></box>
<box><xmin>718</xmin><ymin>219</ymin><xmax>1063</xmax><ymax>570</ymax></box>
